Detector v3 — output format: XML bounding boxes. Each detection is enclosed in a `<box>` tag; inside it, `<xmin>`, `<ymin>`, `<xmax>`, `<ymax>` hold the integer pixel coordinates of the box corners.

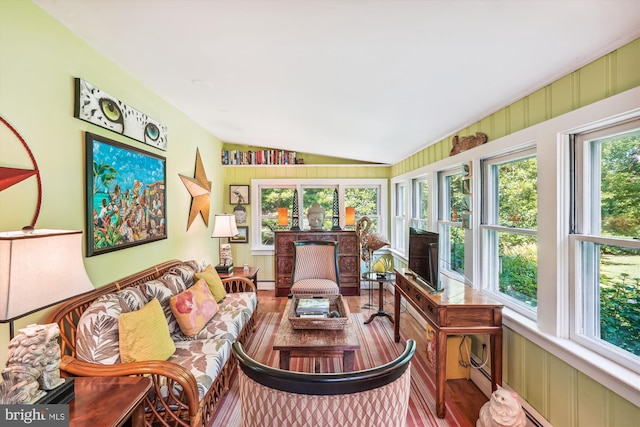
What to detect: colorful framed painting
<box><xmin>230</xmin><ymin>226</ymin><xmax>249</xmax><ymax>244</ymax></box>
<box><xmin>85</xmin><ymin>132</ymin><xmax>167</xmax><ymax>256</ymax></box>
<box><xmin>75</xmin><ymin>78</ymin><xmax>168</xmax><ymax>150</ymax></box>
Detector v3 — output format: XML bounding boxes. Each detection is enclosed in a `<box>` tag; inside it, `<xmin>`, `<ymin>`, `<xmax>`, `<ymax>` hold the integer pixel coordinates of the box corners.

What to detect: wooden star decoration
<box><xmin>179</xmin><ymin>148</ymin><xmax>211</xmax><ymax>229</ymax></box>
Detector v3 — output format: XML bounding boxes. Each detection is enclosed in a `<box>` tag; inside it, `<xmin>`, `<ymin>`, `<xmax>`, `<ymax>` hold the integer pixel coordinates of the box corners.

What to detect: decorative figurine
<box><xmin>1</xmin><ymin>323</ymin><xmax>65</xmax><ymax>403</ymax></box>
<box><xmin>477</xmin><ymin>386</ymin><xmax>526</xmax><ymax>427</ymax></box>
<box><xmin>450</xmin><ymin>132</ymin><xmax>488</xmax><ymax>156</ymax></box>
<box><xmin>307</xmin><ymin>202</ymin><xmax>325</xmax><ymax>230</ymax></box>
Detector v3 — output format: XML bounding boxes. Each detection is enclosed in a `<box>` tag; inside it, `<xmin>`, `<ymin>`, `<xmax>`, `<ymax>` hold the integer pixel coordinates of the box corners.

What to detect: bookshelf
<box><xmin>221</xmin><ymin>149</ymin><xmax>300</xmax><ymax>165</ymax></box>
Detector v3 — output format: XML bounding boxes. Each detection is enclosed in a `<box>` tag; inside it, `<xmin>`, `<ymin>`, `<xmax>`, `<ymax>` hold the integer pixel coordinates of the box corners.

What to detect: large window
<box><xmin>481</xmin><ymin>148</ymin><xmax>538</xmax><ymax>314</ymax></box>
<box><xmin>252</xmin><ymin>179</ymin><xmax>387</xmax><ymax>251</ymax></box>
<box><xmin>438</xmin><ymin>169</ymin><xmax>465</xmax><ymax>276</ymax></box>
<box><xmin>572</xmin><ymin>119</ymin><xmax>640</xmax><ymax>365</ymax></box>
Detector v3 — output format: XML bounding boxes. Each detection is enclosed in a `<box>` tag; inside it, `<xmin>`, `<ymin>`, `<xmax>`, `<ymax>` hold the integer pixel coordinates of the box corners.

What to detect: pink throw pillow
<box><xmin>169</xmin><ymin>279</ymin><xmax>219</xmax><ymax>336</ymax></box>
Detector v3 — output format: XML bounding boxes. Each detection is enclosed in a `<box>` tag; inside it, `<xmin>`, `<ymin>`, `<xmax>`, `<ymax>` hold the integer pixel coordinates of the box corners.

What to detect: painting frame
<box><xmin>229</xmin><ymin>185</ymin><xmax>250</xmax><ymax>205</ymax></box>
<box><xmin>74</xmin><ymin>78</ymin><xmax>168</xmax><ymax>151</ymax></box>
<box><xmin>230</xmin><ymin>226</ymin><xmax>249</xmax><ymax>244</ymax></box>
<box><xmin>85</xmin><ymin>132</ymin><xmax>167</xmax><ymax>256</ymax></box>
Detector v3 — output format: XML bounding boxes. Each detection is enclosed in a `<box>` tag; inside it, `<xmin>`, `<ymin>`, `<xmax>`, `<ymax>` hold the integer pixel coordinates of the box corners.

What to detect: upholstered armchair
<box><xmin>290</xmin><ymin>240</ymin><xmax>340</xmax><ymax>295</ymax></box>
<box><xmin>231</xmin><ymin>339</ymin><xmax>416</xmax><ymax>427</ymax></box>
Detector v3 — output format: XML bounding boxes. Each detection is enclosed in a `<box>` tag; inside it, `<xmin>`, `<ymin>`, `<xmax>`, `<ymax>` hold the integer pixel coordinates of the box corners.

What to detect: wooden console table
<box><xmin>70</xmin><ymin>376</ymin><xmax>151</xmax><ymax>427</ymax></box>
<box><xmin>393</xmin><ymin>268</ymin><xmax>503</xmax><ymax>418</ymax></box>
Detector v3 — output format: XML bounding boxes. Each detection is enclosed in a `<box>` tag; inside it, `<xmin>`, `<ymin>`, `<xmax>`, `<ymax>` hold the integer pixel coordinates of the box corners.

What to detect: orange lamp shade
<box><xmin>278</xmin><ymin>208</ymin><xmax>289</xmax><ymax>226</ymax></box>
<box><xmin>345</xmin><ymin>207</ymin><xmax>356</xmax><ymax>226</ymax></box>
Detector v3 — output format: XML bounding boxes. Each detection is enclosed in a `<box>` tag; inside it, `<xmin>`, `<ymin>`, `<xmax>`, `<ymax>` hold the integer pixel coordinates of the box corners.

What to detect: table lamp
<box><xmin>0</xmin><ymin>229</ymin><xmax>95</xmax><ymax>338</ymax></box>
<box><xmin>211</xmin><ymin>214</ymin><xmax>238</xmax><ymax>274</ymax></box>
<box><xmin>345</xmin><ymin>207</ymin><xmax>356</xmax><ymax>227</ymax></box>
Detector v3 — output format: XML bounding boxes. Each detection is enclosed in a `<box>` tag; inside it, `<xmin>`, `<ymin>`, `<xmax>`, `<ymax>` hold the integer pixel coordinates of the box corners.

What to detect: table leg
<box><xmin>279</xmin><ymin>351</ymin><xmax>291</xmax><ymax>370</ymax></box>
<box><xmin>364</xmin><ymin>281</ymin><xmax>394</xmax><ymax>324</ymax></box>
<box><xmin>490</xmin><ymin>331</ymin><xmax>503</xmax><ymax>391</ymax></box>
<box><xmin>394</xmin><ymin>290</ymin><xmax>401</xmax><ymax>342</ymax></box>
<box><xmin>343</xmin><ymin>351</ymin><xmax>355</xmax><ymax>372</ymax></box>
<box><xmin>435</xmin><ymin>329</ymin><xmax>447</xmax><ymax>418</ymax></box>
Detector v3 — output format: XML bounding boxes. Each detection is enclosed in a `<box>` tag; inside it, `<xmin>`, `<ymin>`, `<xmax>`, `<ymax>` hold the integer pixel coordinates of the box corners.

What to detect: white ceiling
<box><xmin>34</xmin><ymin>0</ymin><xmax>640</xmax><ymax>164</ymax></box>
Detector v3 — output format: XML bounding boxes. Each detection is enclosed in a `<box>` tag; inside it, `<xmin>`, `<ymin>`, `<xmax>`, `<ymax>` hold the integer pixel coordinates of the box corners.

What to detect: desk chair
<box><xmin>290</xmin><ymin>240</ymin><xmax>340</xmax><ymax>296</ymax></box>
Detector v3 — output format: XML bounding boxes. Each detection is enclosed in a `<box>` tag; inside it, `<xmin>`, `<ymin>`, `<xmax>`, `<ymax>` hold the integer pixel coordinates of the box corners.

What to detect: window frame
<box><xmin>570</xmin><ymin>118</ymin><xmax>640</xmax><ymax>369</ymax></box>
<box><xmin>480</xmin><ymin>146</ymin><xmax>538</xmax><ymax>318</ymax></box>
<box><xmin>437</xmin><ymin>167</ymin><xmax>465</xmax><ymax>280</ymax></box>
<box><xmin>250</xmin><ymin>178</ymin><xmax>387</xmax><ymax>254</ymax></box>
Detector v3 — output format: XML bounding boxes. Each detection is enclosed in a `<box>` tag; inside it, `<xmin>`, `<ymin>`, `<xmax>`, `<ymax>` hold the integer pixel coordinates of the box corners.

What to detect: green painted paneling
<box><xmin>550</xmin><ymin>74</ymin><xmax>575</xmax><ymax>117</ymax></box>
<box><xmin>577</xmin><ymin>373</ymin><xmax>608</xmax><ymax>427</ymax></box>
<box><xmin>523</xmin><ymin>341</ymin><xmax>547</xmax><ymax>416</ymax></box>
<box><xmin>616</xmin><ymin>40</ymin><xmax>640</xmax><ymax>93</ymax></box>
<box><xmin>579</xmin><ymin>58</ymin><xmax>609</xmax><ymax>108</ymax></box>
<box><xmin>547</xmin><ymin>353</ymin><xmax>577</xmax><ymax>427</ymax></box>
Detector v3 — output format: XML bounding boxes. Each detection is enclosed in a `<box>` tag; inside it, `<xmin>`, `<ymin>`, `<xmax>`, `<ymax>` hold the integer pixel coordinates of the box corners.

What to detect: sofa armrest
<box><xmin>60</xmin><ymin>355</ymin><xmax>201</xmax><ymax>426</ymax></box>
<box><xmin>222</xmin><ymin>276</ymin><xmax>256</xmax><ymax>293</ymax></box>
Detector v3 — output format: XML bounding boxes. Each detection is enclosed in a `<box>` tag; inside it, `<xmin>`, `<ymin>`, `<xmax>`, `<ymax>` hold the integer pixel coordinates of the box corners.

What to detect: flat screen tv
<box><xmin>408</xmin><ymin>227</ymin><xmax>443</xmax><ymax>293</ymax></box>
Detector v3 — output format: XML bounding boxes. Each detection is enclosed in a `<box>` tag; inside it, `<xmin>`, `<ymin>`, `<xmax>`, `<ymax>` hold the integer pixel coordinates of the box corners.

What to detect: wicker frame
<box><xmin>47</xmin><ymin>260</ymin><xmax>257</xmax><ymax>427</ymax></box>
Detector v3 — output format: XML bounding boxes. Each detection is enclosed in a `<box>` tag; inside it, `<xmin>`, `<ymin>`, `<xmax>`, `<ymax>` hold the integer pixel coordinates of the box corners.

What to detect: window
<box><xmin>302</xmin><ymin>186</ymin><xmax>335</xmax><ymax>230</ymax></box>
<box><xmin>438</xmin><ymin>169</ymin><xmax>465</xmax><ymax>276</ymax></box>
<box><xmin>258</xmin><ymin>186</ymin><xmax>295</xmax><ymax>245</ymax></box>
<box><xmin>344</xmin><ymin>187</ymin><xmax>379</xmax><ymax>231</ymax></box>
<box><xmin>412</xmin><ymin>177</ymin><xmax>429</xmax><ymax>231</ymax></box>
<box><xmin>251</xmin><ymin>179</ymin><xmax>387</xmax><ymax>251</ymax></box>
<box><xmin>572</xmin><ymin>119</ymin><xmax>640</xmax><ymax>365</ymax></box>
<box><xmin>481</xmin><ymin>148</ymin><xmax>538</xmax><ymax>313</ymax></box>
<box><xmin>393</xmin><ymin>182</ymin><xmax>406</xmax><ymax>251</ymax></box>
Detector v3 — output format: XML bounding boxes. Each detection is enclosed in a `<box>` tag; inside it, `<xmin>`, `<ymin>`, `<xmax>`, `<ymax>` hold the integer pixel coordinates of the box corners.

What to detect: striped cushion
<box><xmin>292</xmin><ymin>245</ymin><xmax>337</xmax><ymax>282</ymax></box>
<box><xmin>291</xmin><ymin>279</ymin><xmax>339</xmax><ymax>295</ymax></box>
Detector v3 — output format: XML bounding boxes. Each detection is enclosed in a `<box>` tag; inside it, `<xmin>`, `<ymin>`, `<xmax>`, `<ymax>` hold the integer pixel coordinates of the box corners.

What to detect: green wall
<box><xmin>391</xmin><ymin>38</ymin><xmax>640</xmax><ymax>177</ymax></box>
<box><xmin>0</xmin><ymin>1</ymin><xmax>224</xmax><ymax>354</ymax></box>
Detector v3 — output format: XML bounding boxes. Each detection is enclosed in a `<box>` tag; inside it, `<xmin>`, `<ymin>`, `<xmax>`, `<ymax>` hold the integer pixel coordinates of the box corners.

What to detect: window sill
<box><xmin>502</xmin><ymin>308</ymin><xmax>640</xmax><ymax>406</ymax></box>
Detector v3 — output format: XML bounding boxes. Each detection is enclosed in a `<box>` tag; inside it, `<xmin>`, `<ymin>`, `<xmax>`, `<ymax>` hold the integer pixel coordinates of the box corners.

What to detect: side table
<box><xmin>70</xmin><ymin>376</ymin><xmax>151</xmax><ymax>427</ymax></box>
<box><xmin>218</xmin><ymin>266</ymin><xmax>259</xmax><ymax>288</ymax></box>
<box><xmin>361</xmin><ymin>271</ymin><xmax>395</xmax><ymax>324</ymax></box>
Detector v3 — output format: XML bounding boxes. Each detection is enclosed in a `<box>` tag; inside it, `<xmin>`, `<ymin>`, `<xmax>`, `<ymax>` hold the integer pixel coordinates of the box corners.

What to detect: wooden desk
<box><xmin>70</xmin><ymin>376</ymin><xmax>151</xmax><ymax>427</ymax></box>
<box><xmin>218</xmin><ymin>266</ymin><xmax>259</xmax><ymax>288</ymax></box>
<box><xmin>393</xmin><ymin>268</ymin><xmax>503</xmax><ymax>418</ymax></box>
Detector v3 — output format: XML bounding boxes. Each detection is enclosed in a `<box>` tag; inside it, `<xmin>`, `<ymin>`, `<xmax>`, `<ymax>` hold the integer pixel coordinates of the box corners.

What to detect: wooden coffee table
<box><xmin>273</xmin><ymin>299</ymin><xmax>361</xmax><ymax>372</ymax></box>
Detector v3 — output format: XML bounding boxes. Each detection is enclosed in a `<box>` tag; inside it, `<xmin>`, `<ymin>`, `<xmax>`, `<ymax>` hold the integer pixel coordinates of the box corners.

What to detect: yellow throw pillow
<box><xmin>118</xmin><ymin>298</ymin><xmax>175</xmax><ymax>364</ymax></box>
<box><xmin>194</xmin><ymin>265</ymin><xmax>227</xmax><ymax>302</ymax></box>
<box><xmin>170</xmin><ymin>279</ymin><xmax>219</xmax><ymax>337</ymax></box>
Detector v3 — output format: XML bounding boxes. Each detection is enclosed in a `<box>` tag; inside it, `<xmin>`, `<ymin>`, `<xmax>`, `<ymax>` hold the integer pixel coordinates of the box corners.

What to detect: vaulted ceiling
<box><xmin>34</xmin><ymin>0</ymin><xmax>640</xmax><ymax>164</ymax></box>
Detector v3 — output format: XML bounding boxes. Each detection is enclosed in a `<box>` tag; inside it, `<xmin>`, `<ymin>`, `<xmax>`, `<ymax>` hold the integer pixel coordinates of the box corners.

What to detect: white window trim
<box><xmin>250</xmin><ymin>178</ymin><xmax>387</xmax><ymax>255</ymax></box>
<box><xmin>390</xmin><ymin>87</ymin><xmax>640</xmax><ymax>406</ymax></box>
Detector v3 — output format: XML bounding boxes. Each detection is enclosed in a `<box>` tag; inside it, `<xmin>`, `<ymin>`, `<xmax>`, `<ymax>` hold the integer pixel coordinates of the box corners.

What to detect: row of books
<box><xmin>221</xmin><ymin>149</ymin><xmax>298</xmax><ymax>165</ymax></box>
<box><xmin>296</xmin><ymin>297</ymin><xmax>330</xmax><ymax>318</ymax></box>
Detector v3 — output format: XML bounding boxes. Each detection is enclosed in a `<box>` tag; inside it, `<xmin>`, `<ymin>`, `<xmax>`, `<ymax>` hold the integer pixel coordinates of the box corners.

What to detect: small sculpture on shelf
<box><xmin>307</xmin><ymin>202</ymin><xmax>325</xmax><ymax>230</ymax></box>
<box><xmin>450</xmin><ymin>132</ymin><xmax>488</xmax><ymax>156</ymax></box>
<box><xmin>1</xmin><ymin>323</ymin><xmax>64</xmax><ymax>403</ymax></box>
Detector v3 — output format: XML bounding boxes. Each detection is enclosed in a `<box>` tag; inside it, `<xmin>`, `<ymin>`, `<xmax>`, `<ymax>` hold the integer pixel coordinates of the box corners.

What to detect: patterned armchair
<box><xmin>290</xmin><ymin>240</ymin><xmax>340</xmax><ymax>296</ymax></box>
<box><xmin>231</xmin><ymin>339</ymin><xmax>416</xmax><ymax>427</ymax></box>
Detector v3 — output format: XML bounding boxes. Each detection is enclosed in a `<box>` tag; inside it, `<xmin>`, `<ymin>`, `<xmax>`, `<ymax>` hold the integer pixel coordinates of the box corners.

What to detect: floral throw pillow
<box><xmin>169</xmin><ymin>279</ymin><xmax>219</xmax><ymax>337</ymax></box>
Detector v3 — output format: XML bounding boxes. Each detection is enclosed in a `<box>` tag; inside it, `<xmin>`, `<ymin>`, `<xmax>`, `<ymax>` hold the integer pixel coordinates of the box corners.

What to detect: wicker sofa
<box><xmin>47</xmin><ymin>259</ymin><xmax>257</xmax><ymax>427</ymax></box>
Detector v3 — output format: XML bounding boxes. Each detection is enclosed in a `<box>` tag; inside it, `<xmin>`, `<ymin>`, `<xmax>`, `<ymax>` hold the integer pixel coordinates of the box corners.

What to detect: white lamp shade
<box><xmin>211</xmin><ymin>214</ymin><xmax>239</xmax><ymax>238</ymax></box>
<box><xmin>0</xmin><ymin>229</ymin><xmax>95</xmax><ymax>321</ymax></box>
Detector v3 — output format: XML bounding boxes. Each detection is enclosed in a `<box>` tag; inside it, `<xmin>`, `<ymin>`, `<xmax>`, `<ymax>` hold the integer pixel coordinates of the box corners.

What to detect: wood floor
<box><xmin>257</xmin><ymin>289</ymin><xmax>488</xmax><ymax>426</ymax></box>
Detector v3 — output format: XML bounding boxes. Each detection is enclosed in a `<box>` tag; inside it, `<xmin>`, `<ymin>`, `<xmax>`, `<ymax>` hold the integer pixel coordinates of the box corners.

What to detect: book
<box><xmin>296</xmin><ymin>298</ymin><xmax>330</xmax><ymax>315</ymax></box>
<box><xmin>298</xmin><ymin>312</ymin><xmax>328</xmax><ymax>318</ymax></box>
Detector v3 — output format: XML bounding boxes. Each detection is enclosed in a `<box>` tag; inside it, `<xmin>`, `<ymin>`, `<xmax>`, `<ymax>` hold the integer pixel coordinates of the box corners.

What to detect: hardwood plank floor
<box><xmin>257</xmin><ymin>289</ymin><xmax>488</xmax><ymax>426</ymax></box>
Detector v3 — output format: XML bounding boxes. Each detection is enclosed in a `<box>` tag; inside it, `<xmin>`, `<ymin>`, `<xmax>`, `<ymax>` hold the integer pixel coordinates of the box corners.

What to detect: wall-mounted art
<box><xmin>75</xmin><ymin>78</ymin><xmax>168</xmax><ymax>151</ymax></box>
<box><xmin>85</xmin><ymin>132</ymin><xmax>167</xmax><ymax>256</ymax></box>
<box><xmin>230</xmin><ymin>226</ymin><xmax>248</xmax><ymax>244</ymax></box>
<box><xmin>179</xmin><ymin>148</ymin><xmax>211</xmax><ymax>230</ymax></box>
<box><xmin>229</xmin><ymin>185</ymin><xmax>249</xmax><ymax>205</ymax></box>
